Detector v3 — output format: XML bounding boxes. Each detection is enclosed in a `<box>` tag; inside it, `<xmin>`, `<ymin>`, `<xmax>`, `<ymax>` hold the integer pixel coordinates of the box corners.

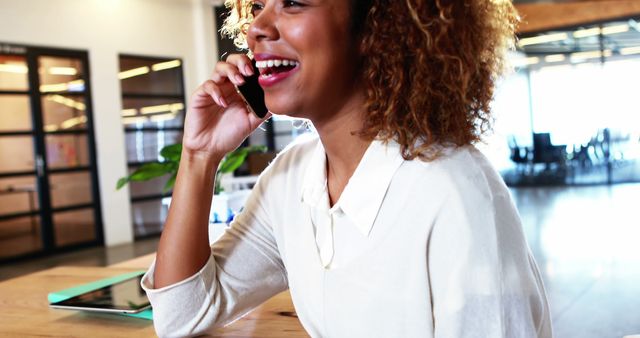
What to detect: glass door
<box><xmin>35</xmin><ymin>53</ymin><xmax>102</xmax><ymax>249</ymax></box>
<box><xmin>0</xmin><ymin>45</ymin><xmax>103</xmax><ymax>261</ymax></box>
<box><xmin>0</xmin><ymin>51</ymin><xmax>43</xmax><ymax>259</ymax></box>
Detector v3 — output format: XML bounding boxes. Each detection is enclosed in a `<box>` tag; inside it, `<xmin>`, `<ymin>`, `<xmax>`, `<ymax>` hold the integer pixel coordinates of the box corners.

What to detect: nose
<box><xmin>247</xmin><ymin>4</ymin><xmax>279</xmax><ymax>44</ymax></box>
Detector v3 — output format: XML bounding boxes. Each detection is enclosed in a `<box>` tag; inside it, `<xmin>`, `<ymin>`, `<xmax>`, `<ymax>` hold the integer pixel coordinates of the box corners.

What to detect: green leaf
<box><xmin>116</xmin><ymin>177</ymin><xmax>129</xmax><ymax>190</ymax></box>
<box><xmin>214</xmin><ymin>180</ymin><xmax>223</xmax><ymax>195</ymax></box>
<box><xmin>163</xmin><ymin>172</ymin><xmax>177</xmax><ymax>193</ymax></box>
<box><xmin>130</xmin><ymin>162</ymin><xmax>174</xmax><ymax>182</ymax></box>
<box><xmin>218</xmin><ymin>150</ymin><xmax>247</xmax><ymax>174</ymax></box>
<box><xmin>160</xmin><ymin>143</ymin><xmax>182</xmax><ymax>162</ymax></box>
<box><xmin>116</xmin><ymin>143</ymin><xmax>267</xmax><ymax>192</ymax></box>
<box><xmin>244</xmin><ymin>145</ymin><xmax>268</xmax><ymax>153</ymax></box>
<box><xmin>217</xmin><ymin>145</ymin><xmax>267</xmax><ymax>174</ymax></box>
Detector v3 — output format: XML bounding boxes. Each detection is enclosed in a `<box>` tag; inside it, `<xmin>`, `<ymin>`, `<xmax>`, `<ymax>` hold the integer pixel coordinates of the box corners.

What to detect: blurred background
<box><xmin>0</xmin><ymin>0</ymin><xmax>638</xmax><ymax>337</ymax></box>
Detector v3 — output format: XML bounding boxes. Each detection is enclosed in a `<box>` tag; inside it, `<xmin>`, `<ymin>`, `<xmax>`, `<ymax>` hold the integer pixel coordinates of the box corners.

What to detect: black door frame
<box><xmin>0</xmin><ymin>42</ymin><xmax>103</xmax><ymax>263</ymax></box>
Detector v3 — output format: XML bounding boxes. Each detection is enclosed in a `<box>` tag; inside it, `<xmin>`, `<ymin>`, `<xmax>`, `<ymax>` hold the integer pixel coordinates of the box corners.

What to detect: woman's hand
<box><xmin>183</xmin><ymin>54</ymin><xmax>270</xmax><ymax>160</ymax></box>
<box><xmin>155</xmin><ymin>55</ymin><xmax>270</xmax><ymax>288</ymax></box>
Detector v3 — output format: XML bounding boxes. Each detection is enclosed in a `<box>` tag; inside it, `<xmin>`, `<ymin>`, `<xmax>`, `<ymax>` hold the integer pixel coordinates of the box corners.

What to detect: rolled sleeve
<box><xmin>141</xmin><ymin>254</ymin><xmax>218</xmax><ymax>338</ymax></box>
<box><xmin>139</xmin><ymin>169</ymin><xmax>289</xmax><ymax>338</ymax></box>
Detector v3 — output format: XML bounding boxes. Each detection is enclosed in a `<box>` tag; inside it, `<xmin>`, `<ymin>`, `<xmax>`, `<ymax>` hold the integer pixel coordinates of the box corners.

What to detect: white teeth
<box><xmin>255</xmin><ymin>59</ymin><xmax>299</xmax><ymax>69</ymax></box>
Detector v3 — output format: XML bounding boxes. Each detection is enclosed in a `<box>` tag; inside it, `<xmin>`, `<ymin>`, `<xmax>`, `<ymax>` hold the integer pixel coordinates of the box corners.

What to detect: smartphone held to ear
<box><xmin>235</xmin><ymin>60</ymin><xmax>269</xmax><ymax>118</ymax></box>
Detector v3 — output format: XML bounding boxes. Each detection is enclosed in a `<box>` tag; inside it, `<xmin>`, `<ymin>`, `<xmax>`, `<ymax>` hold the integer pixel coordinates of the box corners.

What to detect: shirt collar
<box><xmin>301</xmin><ymin>139</ymin><xmax>329</xmax><ymax>209</ymax></box>
<box><xmin>301</xmin><ymin>137</ymin><xmax>405</xmax><ymax>237</ymax></box>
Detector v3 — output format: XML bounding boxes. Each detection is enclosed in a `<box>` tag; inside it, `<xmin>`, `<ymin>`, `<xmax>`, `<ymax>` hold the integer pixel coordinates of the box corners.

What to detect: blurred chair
<box><xmin>508</xmin><ymin>135</ymin><xmax>530</xmax><ymax>173</ymax></box>
<box><xmin>531</xmin><ymin>133</ymin><xmax>567</xmax><ymax>173</ymax></box>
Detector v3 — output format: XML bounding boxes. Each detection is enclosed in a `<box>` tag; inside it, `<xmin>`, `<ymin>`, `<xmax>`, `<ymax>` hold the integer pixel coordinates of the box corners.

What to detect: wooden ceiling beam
<box><xmin>514</xmin><ymin>0</ymin><xmax>640</xmax><ymax>34</ymax></box>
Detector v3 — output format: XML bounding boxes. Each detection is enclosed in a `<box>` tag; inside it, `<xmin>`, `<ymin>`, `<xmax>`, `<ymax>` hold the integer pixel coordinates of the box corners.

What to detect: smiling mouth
<box><xmin>255</xmin><ymin>59</ymin><xmax>300</xmax><ymax>77</ymax></box>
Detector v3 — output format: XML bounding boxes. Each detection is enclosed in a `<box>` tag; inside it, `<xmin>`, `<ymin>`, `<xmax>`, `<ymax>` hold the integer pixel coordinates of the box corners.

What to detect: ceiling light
<box><xmin>620</xmin><ymin>46</ymin><xmax>640</xmax><ymax>55</ymax></box>
<box><xmin>67</xmin><ymin>80</ymin><xmax>85</xmax><ymax>92</ymax></box>
<box><xmin>140</xmin><ymin>104</ymin><xmax>173</xmax><ymax>115</ymax></box>
<box><xmin>40</xmin><ymin>79</ymin><xmax>85</xmax><ymax>93</ymax></box>
<box><xmin>0</xmin><ymin>63</ymin><xmax>28</xmax><ymax>74</ymax></box>
<box><xmin>573</xmin><ymin>27</ymin><xmax>601</xmax><ymax>39</ymax></box>
<box><xmin>151</xmin><ymin>60</ymin><xmax>181</xmax><ymax>72</ymax></box>
<box><xmin>140</xmin><ymin>103</ymin><xmax>184</xmax><ymax>115</ymax></box>
<box><xmin>518</xmin><ymin>33</ymin><xmax>568</xmax><ymax>47</ymax></box>
<box><xmin>602</xmin><ymin>24</ymin><xmax>629</xmax><ymax>35</ymax></box>
<box><xmin>40</xmin><ymin>83</ymin><xmax>68</xmax><ymax>93</ymax></box>
<box><xmin>570</xmin><ymin>50</ymin><xmax>612</xmax><ymax>62</ymax></box>
<box><xmin>48</xmin><ymin>94</ymin><xmax>86</xmax><ymax>111</ymax></box>
<box><xmin>121</xmin><ymin>109</ymin><xmax>138</xmax><ymax>117</ymax></box>
<box><xmin>544</xmin><ymin>54</ymin><xmax>566</xmax><ymax>63</ymax></box>
<box><xmin>150</xmin><ymin>112</ymin><xmax>178</xmax><ymax>122</ymax></box>
<box><xmin>61</xmin><ymin>116</ymin><xmax>87</xmax><ymax>129</ymax></box>
<box><xmin>44</xmin><ymin>125</ymin><xmax>59</xmax><ymax>132</ymax></box>
<box><xmin>170</xmin><ymin>103</ymin><xmax>184</xmax><ymax>111</ymax></box>
<box><xmin>573</xmin><ymin>24</ymin><xmax>630</xmax><ymax>38</ymax></box>
<box><xmin>118</xmin><ymin>66</ymin><xmax>149</xmax><ymax>80</ymax></box>
<box><xmin>49</xmin><ymin>67</ymin><xmax>78</xmax><ymax>76</ymax></box>
<box><xmin>122</xmin><ymin>116</ymin><xmax>148</xmax><ymax>125</ymax></box>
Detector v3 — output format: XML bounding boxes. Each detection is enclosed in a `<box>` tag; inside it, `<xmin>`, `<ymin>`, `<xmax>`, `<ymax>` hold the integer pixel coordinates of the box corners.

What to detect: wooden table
<box><xmin>0</xmin><ymin>254</ymin><xmax>308</xmax><ymax>337</ymax></box>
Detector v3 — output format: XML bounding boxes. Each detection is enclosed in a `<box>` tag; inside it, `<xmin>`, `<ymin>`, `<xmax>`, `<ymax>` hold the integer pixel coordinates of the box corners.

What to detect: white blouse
<box><xmin>141</xmin><ymin>135</ymin><xmax>553</xmax><ymax>338</ymax></box>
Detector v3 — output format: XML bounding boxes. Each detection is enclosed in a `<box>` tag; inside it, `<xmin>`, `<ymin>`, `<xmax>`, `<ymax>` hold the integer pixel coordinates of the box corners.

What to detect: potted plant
<box><xmin>117</xmin><ymin>143</ymin><xmax>267</xmax><ymax>223</ymax></box>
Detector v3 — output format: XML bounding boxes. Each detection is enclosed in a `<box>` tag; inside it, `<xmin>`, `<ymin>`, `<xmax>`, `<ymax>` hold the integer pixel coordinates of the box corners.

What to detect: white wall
<box><xmin>0</xmin><ymin>0</ymin><xmax>219</xmax><ymax>246</ymax></box>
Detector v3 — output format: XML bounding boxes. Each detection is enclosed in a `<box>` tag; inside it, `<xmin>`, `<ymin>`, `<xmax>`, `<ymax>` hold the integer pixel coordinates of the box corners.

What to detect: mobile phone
<box><xmin>235</xmin><ymin>60</ymin><xmax>268</xmax><ymax>118</ymax></box>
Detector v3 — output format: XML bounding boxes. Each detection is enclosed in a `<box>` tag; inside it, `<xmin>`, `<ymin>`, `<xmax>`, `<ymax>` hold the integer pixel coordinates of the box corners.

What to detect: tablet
<box><xmin>49</xmin><ymin>274</ymin><xmax>151</xmax><ymax>314</ymax></box>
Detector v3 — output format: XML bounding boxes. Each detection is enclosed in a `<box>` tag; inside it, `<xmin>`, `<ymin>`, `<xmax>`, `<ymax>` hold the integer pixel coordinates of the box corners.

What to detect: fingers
<box><xmin>201</xmin><ymin>80</ymin><xmax>227</xmax><ymax>107</ymax></box>
<box><xmin>212</xmin><ymin>53</ymin><xmax>254</xmax><ymax>86</ymax></box>
<box><xmin>193</xmin><ymin>53</ymin><xmax>257</xmax><ymax>109</ymax></box>
<box><xmin>226</xmin><ymin>54</ymin><xmax>254</xmax><ymax>77</ymax></box>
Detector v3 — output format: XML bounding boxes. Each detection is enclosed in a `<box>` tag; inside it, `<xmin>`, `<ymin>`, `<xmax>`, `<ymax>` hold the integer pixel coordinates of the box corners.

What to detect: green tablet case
<box><xmin>47</xmin><ymin>270</ymin><xmax>153</xmax><ymax>320</ymax></box>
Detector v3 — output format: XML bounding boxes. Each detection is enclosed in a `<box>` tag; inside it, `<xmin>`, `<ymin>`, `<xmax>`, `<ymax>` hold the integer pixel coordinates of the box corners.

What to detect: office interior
<box><xmin>0</xmin><ymin>0</ymin><xmax>639</xmax><ymax>337</ymax></box>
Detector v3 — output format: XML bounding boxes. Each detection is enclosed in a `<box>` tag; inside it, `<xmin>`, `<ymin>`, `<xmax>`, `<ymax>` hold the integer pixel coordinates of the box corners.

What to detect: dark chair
<box><xmin>508</xmin><ymin>135</ymin><xmax>530</xmax><ymax>173</ymax></box>
<box><xmin>531</xmin><ymin>133</ymin><xmax>567</xmax><ymax>172</ymax></box>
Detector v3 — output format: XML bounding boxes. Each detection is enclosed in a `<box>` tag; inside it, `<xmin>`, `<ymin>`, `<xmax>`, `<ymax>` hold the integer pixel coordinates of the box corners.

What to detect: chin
<box><xmin>265</xmin><ymin>98</ymin><xmax>303</xmax><ymax>118</ymax></box>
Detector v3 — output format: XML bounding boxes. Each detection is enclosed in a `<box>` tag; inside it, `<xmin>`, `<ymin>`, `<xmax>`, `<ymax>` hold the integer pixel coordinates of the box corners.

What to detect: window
<box><xmin>492</xmin><ymin>17</ymin><xmax>640</xmax><ymax>185</ymax></box>
<box><xmin>118</xmin><ymin>55</ymin><xmax>185</xmax><ymax>238</ymax></box>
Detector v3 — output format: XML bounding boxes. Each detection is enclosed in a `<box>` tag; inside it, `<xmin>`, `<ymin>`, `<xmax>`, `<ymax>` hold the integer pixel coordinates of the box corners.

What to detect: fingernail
<box><xmin>244</xmin><ymin>64</ymin><xmax>254</xmax><ymax>76</ymax></box>
<box><xmin>235</xmin><ymin>74</ymin><xmax>245</xmax><ymax>84</ymax></box>
<box><xmin>219</xmin><ymin>95</ymin><xmax>228</xmax><ymax>107</ymax></box>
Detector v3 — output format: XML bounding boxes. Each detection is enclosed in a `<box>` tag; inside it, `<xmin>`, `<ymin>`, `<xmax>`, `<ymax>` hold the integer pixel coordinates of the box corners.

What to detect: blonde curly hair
<box><xmin>221</xmin><ymin>0</ymin><xmax>519</xmax><ymax>160</ymax></box>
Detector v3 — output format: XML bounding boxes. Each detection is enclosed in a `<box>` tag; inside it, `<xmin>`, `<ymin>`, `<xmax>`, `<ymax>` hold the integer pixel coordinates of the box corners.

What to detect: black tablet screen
<box><xmin>54</xmin><ymin>275</ymin><xmax>150</xmax><ymax>311</ymax></box>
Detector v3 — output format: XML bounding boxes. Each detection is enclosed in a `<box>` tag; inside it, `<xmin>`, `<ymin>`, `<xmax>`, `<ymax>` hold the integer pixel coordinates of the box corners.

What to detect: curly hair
<box><xmin>221</xmin><ymin>0</ymin><xmax>519</xmax><ymax>160</ymax></box>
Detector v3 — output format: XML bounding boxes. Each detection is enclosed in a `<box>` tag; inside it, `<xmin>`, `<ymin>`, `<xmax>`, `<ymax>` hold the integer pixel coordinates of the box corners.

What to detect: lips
<box><xmin>253</xmin><ymin>53</ymin><xmax>300</xmax><ymax>87</ymax></box>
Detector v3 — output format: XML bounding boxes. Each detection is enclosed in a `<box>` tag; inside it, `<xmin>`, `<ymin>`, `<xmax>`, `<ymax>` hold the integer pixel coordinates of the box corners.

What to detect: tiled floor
<box><xmin>512</xmin><ymin>183</ymin><xmax>640</xmax><ymax>337</ymax></box>
<box><xmin>1</xmin><ymin>184</ymin><xmax>639</xmax><ymax>337</ymax></box>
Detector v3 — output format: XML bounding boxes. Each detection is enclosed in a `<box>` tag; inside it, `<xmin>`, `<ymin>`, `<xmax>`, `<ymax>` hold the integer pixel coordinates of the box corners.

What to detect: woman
<box><xmin>142</xmin><ymin>0</ymin><xmax>553</xmax><ymax>337</ymax></box>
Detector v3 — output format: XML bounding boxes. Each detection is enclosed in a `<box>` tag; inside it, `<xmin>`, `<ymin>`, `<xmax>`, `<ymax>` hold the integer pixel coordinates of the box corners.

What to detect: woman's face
<box><xmin>247</xmin><ymin>0</ymin><xmax>362</xmax><ymax>121</ymax></box>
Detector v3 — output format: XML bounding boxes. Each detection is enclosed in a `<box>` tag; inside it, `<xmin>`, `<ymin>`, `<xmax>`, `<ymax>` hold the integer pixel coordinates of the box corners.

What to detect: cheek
<box><xmin>284</xmin><ymin>24</ymin><xmax>309</xmax><ymax>45</ymax></box>
<box><xmin>285</xmin><ymin>22</ymin><xmax>353</xmax><ymax>75</ymax></box>
<box><xmin>283</xmin><ymin>15</ymin><xmax>350</xmax><ymax>53</ymax></box>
